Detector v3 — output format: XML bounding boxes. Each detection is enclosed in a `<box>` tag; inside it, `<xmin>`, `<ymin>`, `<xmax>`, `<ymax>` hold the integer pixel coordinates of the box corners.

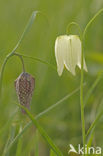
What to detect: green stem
<box><xmin>11</xmin><ymin>11</ymin><xmax>39</xmax><ymax>55</ymax></box>
<box><xmin>83</xmin><ymin>8</ymin><xmax>103</xmax><ymax>40</ymax></box>
<box><xmin>15</xmin><ymin>52</ymin><xmax>56</xmax><ymax>71</ymax></box>
<box><xmin>17</xmin><ymin>104</ymin><xmax>63</xmax><ymax>156</ymax></box>
<box><xmin>14</xmin><ymin>53</ymin><xmax>25</xmax><ymax>72</ymax></box>
<box><xmin>0</xmin><ymin>53</ymin><xmax>14</xmax><ymax>95</ymax></box>
<box><xmin>80</xmin><ymin>41</ymin><xmax>85</xmax><ymax>155</ymax></box>
<box><xmin>80</xmin><ymin>8</ymin><xmax>103</xmax><ymax>152</ymax></box>
<box><xmin>0</xmin><ymin>53</ymin><xmax>26</xmax><ymax>96</ymax></box>
<box><xmin>86</xmin><ymin>110</ymin><xmax>103</xmax><ymax>138</ymax></box>
<box><xmin>66</xmin><ymin>22</ymin><xmax>82</xmax><ymax>39</ymax></box>
<box><xmin>84</xmin><ymin>75</ymin><xmax>101</xmax><ymax>106</ymax></box>
<box><xmin>66</xmin><ymin>21</ymin><xmax>86</xmax><ymax>154</ymax></box>
<box><xmin>0</xmin><ymin>11</ymin><xmax>39</xmax><ymax>96</ymax></box>
<box><xmin>0</xmin><ymin>51</ymin><xmax>56</xmax><ymax>97</ymax></box>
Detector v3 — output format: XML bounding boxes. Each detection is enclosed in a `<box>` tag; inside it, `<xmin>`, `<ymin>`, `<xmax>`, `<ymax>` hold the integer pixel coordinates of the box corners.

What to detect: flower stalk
<box><xmin>0</xmin><ymin>53</ymin><xmax>13</xmax><ymax>94</ymax></box>
<box><xmin>0</xmin><ymin>53</ymin><xmax>25</xmax><ymax>96</ymax></box>
<box><xmin>80</xmin><ymin>8</ymin><xmax>103</xmax><ymax>155</ymax></box>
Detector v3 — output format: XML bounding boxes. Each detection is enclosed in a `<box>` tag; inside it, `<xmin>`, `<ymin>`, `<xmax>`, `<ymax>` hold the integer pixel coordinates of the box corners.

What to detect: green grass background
<box><xmin>0</xmin><ymin>0</ymin><xmax>103</xmax><ymax>155</ymax></box>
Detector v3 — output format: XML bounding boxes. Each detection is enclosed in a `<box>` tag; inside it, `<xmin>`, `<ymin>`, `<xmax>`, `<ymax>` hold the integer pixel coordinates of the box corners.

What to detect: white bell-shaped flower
<box><xmin>55</xmin><ymin>35</ymin><xmax>87</xmax><ymax>76</ymax></box>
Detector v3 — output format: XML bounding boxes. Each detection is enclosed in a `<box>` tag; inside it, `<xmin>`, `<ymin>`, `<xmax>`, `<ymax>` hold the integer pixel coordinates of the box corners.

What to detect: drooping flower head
<box><xmin>15</xmin><ymin>72</ymin><xmax>35</xmax><ymax>113</ymax></box>
<box><xmin>55</xmin><ymin>35</ymin><xmax>87</xmax><ymax>76</ymax></box>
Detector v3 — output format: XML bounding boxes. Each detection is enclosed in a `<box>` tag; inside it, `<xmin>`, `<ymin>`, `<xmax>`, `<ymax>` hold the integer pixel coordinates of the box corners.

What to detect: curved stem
<box><xmin>15</xmin><ymin>52</ymin><xmax>56</xmax><ymax>71</ymax></box>
<box><xmin>83</xmin><ymin>8</ymin><xmax>103</xmax><ymax>40</ymax></box>
<box><xmin>67</xmin><ymin>21</ymin><xmax>86</xmax><ymax>154</ymax></box>
<box><xmin>66</xmin><ymin>22</ymin><xmax>82</xmax><ymax>39</ymax></box>
<box><xmin>0</xmin><ymin>51</ymin><xmax>56</xmax><ymax>97</ymax></box>
<box><xmin>11</xmin><ymin>11</ymin><xmax>39</xmax><ymax>55</ymax></box>
<box><xmin>14</xmin><ymin>53</ymin><xmax>25</xmax><ymax>72</ymax></box>
<box><xmin>19</xmin><ymin>56</ymin><xmax>25</xmax><ymax>72</ymax></box>
<box><xmin>0</xmin><ymin>53</ymin><xmax>26</xmax><ymax>96</ymax></box>
<box><xmin>0</xmin><ymin>53</ymin><xmax>14</xmax><ymax>95</ymax></box>
<box><xmin>0</xmin><ymin>11</ymin><xmax>40</xmax><ymax>96</ymax></box>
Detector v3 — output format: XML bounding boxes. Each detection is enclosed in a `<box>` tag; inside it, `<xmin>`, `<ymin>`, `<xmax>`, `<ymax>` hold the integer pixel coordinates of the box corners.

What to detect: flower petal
<box><xmin>64</xmin><ymin>35</ymin><xmax>80</xmax><ymax>75</ymax></box>
<box><xmin>77</xmin><ymin>58</ymin><xmax>88</xmax><ymax>72</ymax></box>
<box><xmin>74</xmin><ymin>35</ymin><xmax>88</xmax><ymax>72</ymax></box>
<box><xmin>83</xmin><ymin>59</ymin><xmax>88</xmax><ymax>71</ymax></box>
<box><xmin>55</xmin><ymin>35</ymin><xmax>68</xmax><ymax>76</ymax></box>
<box><xmin>55</xmin><ymin>34</ymin><xmax>87</xmax><ymax>76</ymax></box>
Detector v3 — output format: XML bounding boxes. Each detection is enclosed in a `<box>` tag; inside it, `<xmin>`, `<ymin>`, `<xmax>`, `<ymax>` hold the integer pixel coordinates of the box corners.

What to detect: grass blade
<box><xmin>50</xmin><ymin>149</ymin><xmax>57</xmax><ymax>156</ymax></box>
<box><xmin>86</xmin><ymin>109</ymin><xmax>103</xmax><ymax>138</ymax></box>
<box><xmin>17</xmin><ymin>104</ymin><xmax>63</xmax><ymax>156</ymax></box>
<box><xmin>0</xmin><ymin>11</ymin><xmax>39</xmax><ymax>95</ymax></box>
<box><xmin>2</xmin><ymin>126</ymin><xmax>16</xmax><ymax>156</ymax></box>
<box><xmin>16</xmin><ymin>126</ymin><xmax>23</xmax><ymax>156</ymax></box>
<box><xmin>12</xmin><ymin>11</ymin><xmax>39</xmax><ymax>53</ymax></box>
<box><xmin>22</xmin><ymin>132</ymin><xmax>36</xmax><ymax>156</ymax></box>
<box><xmin>84</xmin><ymin>73</ymin><xmax>102</xmax><ymax>106</ymax></box>
<box><xmin>6</xmin><ymin>86</ymin><xmax>81</xmax><ymax>153</ymax></box>
<box><xmin>15</xmin><ymin>53</ymin><xmax>56</xmax><ymax>71</ymax></box>
<box><xmin>0</xmin><ymin>108</ymin><xmax>18</xmax><ymax>137</ymax></box>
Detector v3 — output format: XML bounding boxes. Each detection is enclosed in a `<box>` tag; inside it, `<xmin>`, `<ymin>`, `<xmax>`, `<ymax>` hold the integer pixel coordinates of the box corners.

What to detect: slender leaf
<box><xmin>16</xmin><ymin>126</ymin><xmax>23</xmax><ymax>156</ymax></box>
<box><xmin>11</xmin><ymin>11</ymin><xmax>39</xmax><ymax>53</ymax></box>
<box><xmin>17</xmin><ymin>104</ymin><xmax>63</xmax><ymax>156</ymax></box>
<box><xmin>2</xmin><ymin>126</ymin><xmax>16</xmax><ymax>156</ymax></box>
<box><xmin>5</xmin><ymin>86</ymin><xmax>81</xmax><ymax>152</ymax></box>
<box><xmin>85</xmin><ymin>73</ymin><xmax>103</xmax><ymax>139</ymax></box>
<box><xmin>50</xmin><ymin>149</ymin><xmax>57</xmax><ymax>156</ymax></box>
<box><xmin>84</xmin><ymin>73</ymin><xmax>102</xmax><ymax>106</ymax></box>
<box><xmin>22</xmin><ymin>132</ymin><xmax>36</xmax><ymax>156</ymax></box>
<box><xmin>15</xmin><ymin>53</ymin><xmax>56</xmax><ymax>71</ymax></box>
<box><xmin>0</xmin><ymin>108</ymin><xmax>18</xmax><ymax>136</ymax></box>
<box><xmin>86</xmin><ymin>109</ymin><xmax>103</xmax><ymax>138</ymax></box>
<box><xmin>0</xmin><ymin>11</ymin><xmax>39</xmax><ymax>95</ymax></box>
<box><xmin>86</xmin><ymin>97</ymin><xmax>103</xmax><ymax>144</ymax></box>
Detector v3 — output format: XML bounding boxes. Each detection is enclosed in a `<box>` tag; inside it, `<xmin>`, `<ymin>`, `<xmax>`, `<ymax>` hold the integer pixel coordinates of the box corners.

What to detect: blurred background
<box><xmin>0</xmin><ymin>0</ymin><xmax>103</xmax><ymax>155</ymax></box>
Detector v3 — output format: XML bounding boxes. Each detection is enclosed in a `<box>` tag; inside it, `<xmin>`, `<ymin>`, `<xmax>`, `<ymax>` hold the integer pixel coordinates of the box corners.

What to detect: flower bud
<box><xmin>15</xmin><ymin>72</ymin><xmax>35</xmax><ymax>113</ymax></box>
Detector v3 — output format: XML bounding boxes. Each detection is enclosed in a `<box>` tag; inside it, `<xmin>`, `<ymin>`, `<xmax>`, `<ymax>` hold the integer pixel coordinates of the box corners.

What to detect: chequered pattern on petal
<box><xmin>15</xmin><ymin>72</ymin><xmax>35</xmax><ymax>113</ymax></box>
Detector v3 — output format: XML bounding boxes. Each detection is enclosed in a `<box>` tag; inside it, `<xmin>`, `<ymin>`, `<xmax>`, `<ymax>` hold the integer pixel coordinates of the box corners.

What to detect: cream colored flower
<box><xmin>55</xmin><ymin>35</ymin><xmax>87</xmax><ymax>76</ymax></box>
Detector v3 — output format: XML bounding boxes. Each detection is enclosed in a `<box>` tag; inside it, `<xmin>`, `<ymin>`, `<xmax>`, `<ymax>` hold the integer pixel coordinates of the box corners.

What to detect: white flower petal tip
<box><xmin>55</xmin><ymin>35</ymin><xmax>88</xmax><ymax>76</ymax></box>
<box><xmin>84</xmin><ymin>61</ymin><xmax>88</xmax><ymax>72</ymax></box>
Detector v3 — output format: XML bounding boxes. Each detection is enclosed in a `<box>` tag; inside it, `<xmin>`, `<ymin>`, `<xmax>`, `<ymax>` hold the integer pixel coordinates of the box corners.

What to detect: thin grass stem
<box><xmin>0</xmin><ymin>53</ymin><xmax>14</xmax><ymax>95</ymax></box>
<box><xmin>83</xmin><ymin>8</ymin><xmax>103</xmax><ymax>40</ymax></box>
<box><xmin>84</xmin><ymin>75</ymin><xmax>102</xmax><ymax>106</ymax></box>
<box><xmin>86</xmin><ymin>110</ymin><xmax>103</xmax><ymax>139</ymax></box>
<box><xmin>17</xmin><ymin>104</ymin><xmax>63</xmax><ymax>156</ymax></box>
<box><xmin>15</xmin><ymin>53</ymin><xmax>56</xmax><ymax>71</ymax></box>
<box><xmin>14</xmin><ymin>53</ymin><xmax>25</xmax><ymax>72</ymax></box>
